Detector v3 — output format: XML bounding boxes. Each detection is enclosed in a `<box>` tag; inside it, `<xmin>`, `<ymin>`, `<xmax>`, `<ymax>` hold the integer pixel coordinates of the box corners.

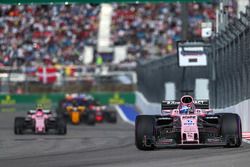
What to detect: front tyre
<box><xmin>14</xmin><ymin>117</ymin><xmax>25</xmax><ymax>135</ymax></box>
<box><xmin>57</xmin><ymin>119</ymin><xmax>67</xmax><ymax>135</ymax></box>
<box><xmin>107</xmin><ymin>112</ymin><xmax>117</xmax><ymax>123</ymax></box>
<box><xmin>220</xmin><ymin>113</ymin><xmax>242</xmax><ymax>147</ymax></box>
<box><xmin>87</xmin><ymin>110</ymin><xmax>96</xmax><ymax>125</ymax></box>
<box><xmin>135</xmin><ymin>115</ymin><xmax>155</xmax><ymax>150</ymax></box>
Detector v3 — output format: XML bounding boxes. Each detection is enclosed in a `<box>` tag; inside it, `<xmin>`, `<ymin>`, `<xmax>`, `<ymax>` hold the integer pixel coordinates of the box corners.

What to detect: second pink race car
<box><xmin>14</xmin><ymin>107</ymin><xmax>67</xmax><ymax>135</ymax></box>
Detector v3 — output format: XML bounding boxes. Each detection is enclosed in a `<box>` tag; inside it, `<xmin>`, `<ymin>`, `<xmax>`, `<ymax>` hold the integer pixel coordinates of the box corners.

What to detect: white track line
<box><xmin>242</xmin><ymin>132</ymin><xmax>250</xmax><ymax>144</ymax></box>
<box><xmin>115</xmin><ymin>105</ymin><xmax>135</xmax><ymax>125</ymax></box>
<box><xmin>243</xmin><ymin>139</ymin><xmax>250</xmax><ymax>144</ymax></box>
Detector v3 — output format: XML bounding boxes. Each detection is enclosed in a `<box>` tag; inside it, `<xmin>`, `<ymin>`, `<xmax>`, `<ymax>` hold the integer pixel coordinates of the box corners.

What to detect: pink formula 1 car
<box><xmin>14</xmin><ymin>108</ymin><xmax>67</xmax><ymax>135</ymax></box>
<box><xmin>135</xmin><ymin>95</ymin><xmax>242</xmax><ymax>150</ymax></box>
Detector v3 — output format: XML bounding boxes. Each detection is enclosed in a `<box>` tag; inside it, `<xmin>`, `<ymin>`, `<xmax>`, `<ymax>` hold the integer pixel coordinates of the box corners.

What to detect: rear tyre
<box><xmin>14</xmin><ymin>117</ymin><xmax>25</xmax><ymax>135</ymax></box>
<box><xmin>87</xmin><ymin>110</ymin><xmax>96</xmax><ymax>125</ymax></box>
<box><xmin>220</xmin><ymin>113</ymin><xmax>242</xmax><ymax>147</ymax></box>
<box><xmin>107</xmin><ymin>112</ymin><xmax>117</xmax><ymax>123</ymax></box>
<box><xmin>57</xmin><ymin>119</ymin><xmax>67</xmax><ymax>135</ymax></box>
<box><xmin>135</xmin><ymin>115</ymin><xmax>155</xmax><ymax>150</ymax></box>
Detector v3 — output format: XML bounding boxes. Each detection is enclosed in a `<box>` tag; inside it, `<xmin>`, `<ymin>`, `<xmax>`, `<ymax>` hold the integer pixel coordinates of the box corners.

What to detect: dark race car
<box><xmin>14</xmin><ymin>108</ymin><xmax>67</xmax><ymax>135</ymax></box>
<box><xmin>135</xmin><ymin>95</ymin><xmax>242</xmax><ymax>150</ymax></box>
<box><xmin>87</xmin><ymin>98</ymin><xmax>117</xmax><ymax>123</ymax></box>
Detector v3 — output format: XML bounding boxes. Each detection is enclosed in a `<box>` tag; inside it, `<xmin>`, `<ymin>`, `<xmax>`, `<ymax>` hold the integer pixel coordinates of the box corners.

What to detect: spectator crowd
<box><xmin>0</xmin><ymin>4</ymin><xmax>100</xmax><ymax>67</ymax></box>
<box><xmin>111</xmin><ymin>2</ymin><xmax>220</xmax><ymax>59</ymax></box>
<box><xmin>0</xmin><ymin>1</ymin><xmax>237</xmax><ymax>67</ymax></box>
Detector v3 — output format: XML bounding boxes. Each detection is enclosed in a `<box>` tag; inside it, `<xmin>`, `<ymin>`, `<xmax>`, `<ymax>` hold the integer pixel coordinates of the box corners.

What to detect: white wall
<box><xmin>135</xmin><ymin>91</ymin><xmax>161</xmax><ymax>115</ymax></box>
<box><xmin>237</xmin><ymin>0</ymin><xmax>249</xmax><ymax>18</ymax></box>
<box><xmin>97</xmin><ymin>4</ymin><xmax>113</xmax><ymax>52</ymax></box>
<box><xmin>195</xmin><ymin>79</ymin><xmax>209</xmax><ymax>99</ymax></box>
<box><xmin>165</xmin><ymin>82</ymin><xmax>176</xmax><ymax>100</ymax></box>
<box><xmin>83</xmin><ymin>46</ymin><xmax>94</xmax><ymax>64</ymax></box>
<box><xmin>113</xmin><ymin>46</ymin><xmax>127</xmax><ymax>64</ymax></box>
<box><xmin>215</xmin><ymin>99</ymin><xmax>250</xmax><ymax>132</ymax></box>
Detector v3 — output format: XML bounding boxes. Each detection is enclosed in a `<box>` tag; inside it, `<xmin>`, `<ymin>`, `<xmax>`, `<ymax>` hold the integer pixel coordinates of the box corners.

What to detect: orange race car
<box><xmin>57</xmin><ymin>95</ymin><xmax>96</xmax><ymax>125</ymax></box>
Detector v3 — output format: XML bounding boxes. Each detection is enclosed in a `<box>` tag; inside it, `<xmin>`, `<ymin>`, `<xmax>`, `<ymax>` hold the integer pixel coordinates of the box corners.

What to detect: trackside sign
<box><xmin>177</xmin><ymin>41</ymin><xmax>208</xmax><ymax>67</ymax></box>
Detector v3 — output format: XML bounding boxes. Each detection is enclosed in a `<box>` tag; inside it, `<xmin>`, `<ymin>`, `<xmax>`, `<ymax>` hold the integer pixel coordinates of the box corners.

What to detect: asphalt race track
<box><xmin>1</xmin><ymin>112</ymin><xmax>250</xmax><ymax>167</ymax></box>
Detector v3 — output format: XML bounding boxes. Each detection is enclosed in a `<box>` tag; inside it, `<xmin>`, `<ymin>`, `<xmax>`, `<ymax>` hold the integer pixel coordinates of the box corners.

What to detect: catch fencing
<box><xmin>137</xmin><ymin>6</ymin><xmax>250</xmax><ymax>109</ymax></box>
<box><xmin>209</xmin><ymin>6</ymin><xmax>250</xmax><ymax>108</ymax></box>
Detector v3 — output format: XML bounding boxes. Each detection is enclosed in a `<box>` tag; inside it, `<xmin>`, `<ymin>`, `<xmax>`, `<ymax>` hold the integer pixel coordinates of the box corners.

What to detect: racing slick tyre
<box><xmin>220</xmin><ymin>113</ymin><xmax>242</xmax><ymax>147</ymax></box>
<box><xmin>107</xmin><ymin>112</ymin><xmax>117</xmax><ymax>123</ymax></box>
<box><xmin>87</xmin><ymin>110</ymin><xmax>96</xmax><ymax>125</ymax></box>
<box><xmin>57</xmin><ymin>119</ymin><xmax>67</xmax><ymax>135</ymax></box>
<box><xmin>14</xmin><ymin>117</ymin><xmax>25</xmax><ymax>135</ymax></box>
<box><xmin>135</xmin><ymin>115</ymin><xmax>155</xmax><ymax>150</ymax></box>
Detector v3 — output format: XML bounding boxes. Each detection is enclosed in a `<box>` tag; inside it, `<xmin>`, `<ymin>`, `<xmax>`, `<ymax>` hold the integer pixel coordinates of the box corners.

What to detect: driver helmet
<box><xmin>180</xmin><ymin>106</ymin><xmax>189</xmax><ymax>114</ymax></box>
<box><xmin>36</xmin><ymin>108</ymin><xmax>44</xmax><ymax>116</ymax></box>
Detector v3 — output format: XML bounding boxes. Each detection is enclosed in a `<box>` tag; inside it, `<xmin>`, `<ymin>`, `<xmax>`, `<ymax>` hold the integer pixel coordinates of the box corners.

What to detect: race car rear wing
<box><xmin>28</xmin><ymin>110</ymin><xmax>52</xmax><ymax>114</ymax></box>
<box><xmin>193</xmin><ymin>100</ymin><xmax>209</xmax><ymax>109</ymax></box>
<box><xmin>161</xmin><ymin>100</ymin><xmax>209</xmax><ymax>110</ymax></box>
<box><xmin>161</xmin><ymin>100</ymin><xmax>179</xmax><ymax>110</ymax></box>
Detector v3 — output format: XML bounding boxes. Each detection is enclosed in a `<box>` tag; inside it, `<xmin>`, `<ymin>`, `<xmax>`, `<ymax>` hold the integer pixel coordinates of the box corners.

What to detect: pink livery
<box><xmin>14</xmin><ymin>108</ymin><xmax>67</xmax><ymax>135</ymax></box>
<box><xmin>135</xmin><ymin>95</ymin><xmax>242</xmax><ymax>150</ymax></box>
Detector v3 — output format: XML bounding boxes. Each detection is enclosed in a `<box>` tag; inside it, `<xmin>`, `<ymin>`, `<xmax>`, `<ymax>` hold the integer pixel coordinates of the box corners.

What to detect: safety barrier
<box><xmin>209</xmin><ymin>6</ymin><xmax>250</xmax><ymax>108</ymax></box>
<box><xmin>215</xmin><ymin>100</ymin><xmax>250</xmax><ymax>132</ymax></box>
<box><xmin>0</xmin><ymin>92</ymin><xmax>135</xmax><ymax>112</ymax></box>
<box><xmin>135</xmin><ymin>91</ymin><xmax>160</xmax><ymax>115</ymax></box>
<box><xmin>206</xmin><ymin>6</ymin><xmax>250</xmax><ymax>132</ymax></box>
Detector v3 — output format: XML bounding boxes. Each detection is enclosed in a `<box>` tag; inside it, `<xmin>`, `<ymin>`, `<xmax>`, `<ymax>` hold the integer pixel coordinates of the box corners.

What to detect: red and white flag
<box><xmin>37</xmin><ymin>66</ymin><xmax>57</xmax><ymax>84</ymax></box>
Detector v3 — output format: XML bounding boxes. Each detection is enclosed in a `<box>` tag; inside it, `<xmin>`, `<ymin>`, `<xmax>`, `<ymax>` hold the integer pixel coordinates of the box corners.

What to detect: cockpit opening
<box><xmin>181</xmin><ymin>96</ymin><xmax>193</xmax><ymax>104</ymax></box>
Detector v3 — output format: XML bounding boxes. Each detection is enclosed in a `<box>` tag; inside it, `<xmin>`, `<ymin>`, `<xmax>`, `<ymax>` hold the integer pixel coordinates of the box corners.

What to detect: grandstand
<box><xmin>0</xmin><ymin>5</ymin><xmax>100</xmax><ymax>67</ymax></box>
<box><xmin>0</xmin><ymin>1</ymin><xmax>239</xmax><ymax>93</ymax></box>
<box><xmin>0</xmin><ymin>2</ymin><xmax>227</xmax><ymax>67</ymax></box>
